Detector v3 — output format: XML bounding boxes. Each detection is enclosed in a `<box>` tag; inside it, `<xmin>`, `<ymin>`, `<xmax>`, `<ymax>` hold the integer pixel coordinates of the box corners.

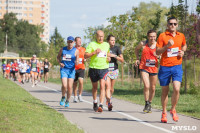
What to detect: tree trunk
<box><xmin>120</xmin><ymin>45</ymin><xmax>124</xmax><ymax>86</ymax></box>
<box><xmin>184</xmin><ymin>56</ymin><xmax>187</xmax><ymax>93</ymax></box>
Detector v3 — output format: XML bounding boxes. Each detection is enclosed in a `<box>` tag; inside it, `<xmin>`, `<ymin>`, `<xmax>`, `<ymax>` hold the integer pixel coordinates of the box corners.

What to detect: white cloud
<box><xmin>102</xmin><ymin>21</ymin><xmax>112</xmax><ymax>27</ymax></box>
<box><xmin>80</xmin><ymin>14</ymin><xmax>87</xmax><ymax>20</ymax></box>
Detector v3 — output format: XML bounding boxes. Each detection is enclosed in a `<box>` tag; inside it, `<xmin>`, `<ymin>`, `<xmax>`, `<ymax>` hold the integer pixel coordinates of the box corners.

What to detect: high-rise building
<box><xmin>0</xmin><ymin>0</ymin><xmax>50</xmax><ymax>43</ymax></box>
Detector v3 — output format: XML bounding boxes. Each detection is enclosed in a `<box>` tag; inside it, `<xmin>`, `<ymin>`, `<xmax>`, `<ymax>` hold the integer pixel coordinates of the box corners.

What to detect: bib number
<box><xmin>167</xmin><ymin>47</ymin><xmax>179</xmax><ymax>57</ymax></box>
<box><xmin>97</xmin><ymin>51</ymin><xmax>106</xmax><ymax>58</ymax></box>
<box><xmin>32</xmin><ymin>68</ymin><xmax>36</xmax><ymax>71</ymax></box>
<box><xmin>79</xmin><ymin>58</ymin><xmax>83</xmax><ymax>64</ymax></box>
<box><xmin>62</xmin><ymin>54</ymin><xmax>71</xmax><ymax>61</ymax></box>
<box><xmin>7</xmin><ymin>67</ymin><xmax>9</xmax><ymax>70</ymax></box>
<box><xmin>109</xmin><ymin>63</ymin><xmax>115</xmax><ymax>71</ymax></box>
<box><xmin>45</xmin><ymin>65</ymin><xmax>48</xmax><ymax>68</ymax></box>
<box><xmin>145</xmin><ymin>59</ymin><xmax>156</xmax><ymax>67</ymax></box>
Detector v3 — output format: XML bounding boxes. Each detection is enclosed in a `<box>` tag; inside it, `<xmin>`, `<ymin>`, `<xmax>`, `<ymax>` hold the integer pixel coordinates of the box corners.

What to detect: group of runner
<box><xmin>57</xmin><ymin>17</ymin><xmax>186</xmax><ymax>123</ymax></box>
<box><xmin>1</xmin><ymin>56</ymin><xmax>51</xmax><ymax>87</ymax></box>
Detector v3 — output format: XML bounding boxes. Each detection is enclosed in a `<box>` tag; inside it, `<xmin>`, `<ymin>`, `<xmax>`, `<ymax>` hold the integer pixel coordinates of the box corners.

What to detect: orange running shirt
<box><xmin>75</xmin><ymin>47</ymin><xmax>85</xmax><ymax>70</ymax></box>
<box><xmin>6</xmin><ymin>64</ymin><xmax>11</xmax><ymax>73</ymax></box>
<box><xmin>139</xmin><ymin>43</ymin><xmax>158</xmax><ymax>73</ymax></box>
<box><xmin>157</xmin><ymin>30</ymin><xmax>186</xmax><ymax>66</ymax></box>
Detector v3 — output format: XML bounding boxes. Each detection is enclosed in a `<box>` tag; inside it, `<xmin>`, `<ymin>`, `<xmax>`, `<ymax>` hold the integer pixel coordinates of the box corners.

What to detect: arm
<box><xmin>75</xmin><ymin>49</ymin><xmax>79</xmax><ymax>65</ymax></box>
<box><xmin>84</xmin><ymin>48</ymin><xmax>101</xmax><ymax>59</ymax></box>
<box><xmin>156</xmin><ymin>39</ymin><xmax>174</xmax><ymax>55</ymax></box>
<box><xmin>135</xmin><ymin>41</ymin><xmax>144</xmax><ymax>66</ymax></box>
<box><xmin>57</xmin><ymin>48</ymin><xmax>65</xmax><ymax>68</ymax></box>
<box><xmin>178</xmin><ymin>44</ymin><xmax>187</xmax><ymax>57</ymax></box>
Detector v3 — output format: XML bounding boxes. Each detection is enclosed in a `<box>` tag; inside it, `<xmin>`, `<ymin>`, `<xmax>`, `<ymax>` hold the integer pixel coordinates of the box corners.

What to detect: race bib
<box><xmin>27</xmin><ymin>66</ymin><xmax>30</xmax><ymax>69</ymax></box>
<box><xmin>7</xmin><ymin>67</ymin><xmax>9</xmax><ymax>70</ymax></box>
<box><xmin>62</xmin><ymin>54</ymin><xmax>71</xmax><ymax>61</ymax></box>
<box><xmin>45</xmin><ymin>65</ymin><xmax>48</xmax><ymax>68</ymax></box>
<box><xmin>32</xmin><ymin>68</ymin><xmax>36</xmax><ymax>71</ymax></box>
<box><xmin>109</xmin><ymin>63</ymin><xmax>115</xmax><ymax>71</ymax></box>
<box><xmin>145</xmin><ymin>59</ymin><xmax>156</xmax><ymax>67</ymax></box>
<box><xmin>97</xmin><ymin>51</ymin><xmax>106</xmax><ymax>58</ymax></box>
<box><xmin>16</xmin><ymin>67</ymin><xmax>18</xmax><ymax>70</ymax></box>
<box><xmin>13</xmin><ymin>68</ymin><xmax>15</xmax><ymax>71</ymax></box>
<box><xmin>167</xmin><ymin>47</ymin><xmax>179</xmax><ymax>57</ymax></box>
<box><xmin>79</xmin><ymin>58</ymin><xmax>83</xmax><ymax>64</ymax></box>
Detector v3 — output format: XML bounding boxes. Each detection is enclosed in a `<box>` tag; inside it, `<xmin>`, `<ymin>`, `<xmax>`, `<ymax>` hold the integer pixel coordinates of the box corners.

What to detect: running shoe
<box><xmin>161</xmin><ymin>112</ymin><xmax>167</xmax><ymax>123</ymax></box>
<box><xmin>32</xmin><ymin>84</ymin><xmax>35</xmax><ymax>88</ymax></box>
<box><xmin>146</xmin><ymin>104</ymin><xmax>152</xmax><ymax>113</ymax></box>
<box><xmin>93</xmin><ymin>102</ymin><xmax>98</xmax><ymax>112</ymax></box>
<box><xmin>170</xmin><ymin>109</ymin><xmax>179</xmax><ymax>122</ymax></box>
<box><xmin>73</xmin><ymin>96</ymin><xmax>78</xmax><ymax>103</ymax></box>
<box><xmin>35</xmin><ymin>80</ymin><xmax>38</xmax><ymax>85</ymax></box>
<box><xmin>97</xmin><ymin>105</ymin><xmax>103</xmax><ymax>112</ymax></box>
<box><xmin>78</xmin><ymin>95</ymin><xmax>83</xmax><ymax>102</ymax></box>
<box><xmin>143</xmin><ymin>103</ymin><xmax>149</xmax><ymax>112</ymax></box>
<box><xmin>65</xmin><ymin>100</ymin><xmax>69</xmax><ymax>107</ymax></box>
<box><xmin>108</xmin><ymin>103</ymin><xmax>113</xmax><ymax>111</ymax></box>
<box><xmin>60</xmin><ymin>97</ymin><xmax>65</xmax><ymax>106</ymax></box>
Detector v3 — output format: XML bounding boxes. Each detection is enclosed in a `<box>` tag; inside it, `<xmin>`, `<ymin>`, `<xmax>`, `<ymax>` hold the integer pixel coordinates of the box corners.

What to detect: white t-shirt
<box><xmin>20</xmin><ymin>63</ymin><xmax>27</xmax><ymax>73</ymax></box>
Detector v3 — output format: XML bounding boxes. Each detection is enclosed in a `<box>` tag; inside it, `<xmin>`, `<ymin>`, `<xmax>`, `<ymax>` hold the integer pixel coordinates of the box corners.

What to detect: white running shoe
<box><xmin>73</xmin><ymin>96</ymin><xmax>78</xmax><ymax>103</ymax></box>
<box><xmin>32</xmin><ymin>84</ymin><xmax>35</xmax><ymax>87</ymax></box>
<box><xmin>78</xmin><ymin>95</ymin><xmax>83</xmax><ymax>102</ymax></box>
<box><xmin>35</xmin><ymin>80</ymin><xmax>38</xmax><ymax>85</ymax></box>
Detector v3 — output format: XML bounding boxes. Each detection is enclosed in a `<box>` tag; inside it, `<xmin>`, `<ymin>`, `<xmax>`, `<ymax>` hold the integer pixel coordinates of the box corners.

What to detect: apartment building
<box><xmin>0</xmin><ymin>0</ymin><xmax>50</xmax><ymax>43</ymax></box>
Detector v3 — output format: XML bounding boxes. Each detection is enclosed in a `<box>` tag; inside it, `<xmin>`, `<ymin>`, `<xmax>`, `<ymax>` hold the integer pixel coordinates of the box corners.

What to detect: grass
<box><xmin>48</xmin><ymin>77</ymin><xmax>200</xmax><ymax>119</ymax></box>
<box><xmin>0</xmin><ymin>76</ymin><xmax>84</xmax><ymax>133</ymax></box>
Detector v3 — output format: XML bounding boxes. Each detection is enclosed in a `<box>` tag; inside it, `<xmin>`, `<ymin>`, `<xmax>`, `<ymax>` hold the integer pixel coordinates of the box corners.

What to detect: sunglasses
<box><xmin>169</xmin><ymin>23</ymin><xmax>177</xmax><ymax>26</ymax></box>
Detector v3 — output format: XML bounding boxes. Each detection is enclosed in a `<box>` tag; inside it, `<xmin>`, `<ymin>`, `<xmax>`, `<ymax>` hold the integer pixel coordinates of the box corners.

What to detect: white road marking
<box><xmin>37</xmin><ymin>84</ymin><xmax>175</xmax><ymax>133</ymax></box>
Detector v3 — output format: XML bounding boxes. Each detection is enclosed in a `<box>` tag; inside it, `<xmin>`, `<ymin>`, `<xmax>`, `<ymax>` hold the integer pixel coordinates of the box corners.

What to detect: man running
<box><xmin>31</xmin><ymin>55</ymin><xmax>40</xmax><ymax>87</ymax></box>
<box><xmin>106</xmin><ymin>35</ymin><xmax>124</xmax><ymax>111</ymax></box>
<box><xmin>12</xmin><ymin>59</ymin><xmax>19</xmax><ymax>81</ymax></box>
<box><xmin>57</xmin><ymin>36</ymin><xmax>79</xmax><ymax>108</ymax></box>
<box><xmin>135</xmin><ymin>29</ymin><xmax>159</xmax><ymax>113</ymax></box>
<box><xmin>43</xmin><ymin>58</ymin><xmax>51</xmax><ymax>83</ymax></box>
<box><xmin>73</xmin><ymin>37</ymin><xmax>85</xmax><ymax>103</ymax></box>
<box><xmin>19</xmin><ymin>59</ymin><xmax>27</xmax><ymax>84</ymax></box>
<box><xmin>5</xmin><ymin>62</ymin><xmax>11</xmax><ymax>79</ymax></box>
<box><xmin>85</xmin><ymin>30</ymin><xmax>111</xmax><ymax>112</ymax></box>
<box><xmin>156</xmin><ymin>17</ymin><xmax>187</xmax><ymax>123</ymax></box>
<box><xmin>25</xmin><ymin>60</ymin><xmax>31</xmax><ymax>83</ymax></box>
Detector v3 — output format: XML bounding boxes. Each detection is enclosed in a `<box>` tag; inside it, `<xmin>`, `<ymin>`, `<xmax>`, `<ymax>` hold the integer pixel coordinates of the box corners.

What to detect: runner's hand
<box><xmin>135</xmin><ymin>60</ymin><xmax>140</xmax><ymax>66</ymax></box>
<box><xmin>178</xmin><ymin>50</ymin><xmax>184</xmax><ymax>57</ymax></box>
<box><xmin>167</xmin><ymin>39</ymin><xmax>174</xmax><ymax>47</ymax></box>
<box><xmin>95</xmin><ymin>48</ymin><xmax>101</xmax><ymax>55</ymax></box>
<box><xmin>107</xmin><ymin>57</ymin><xmax>111</xmax><ymax>62</ymax></box>
<box><xmin>110</xmin><ymin>53</ymin><xmax>117</xmax><ymax>58</ymax></box>
<box><xmin>60</xmin><ymin>63</ymin><xmax>65</xmax><ymax>68</ymax></box>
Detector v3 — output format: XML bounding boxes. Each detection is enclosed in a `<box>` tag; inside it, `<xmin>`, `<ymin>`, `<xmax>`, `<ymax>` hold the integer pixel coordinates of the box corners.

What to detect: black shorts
<box><xmin>44</xmin><ymin>69</ymin><xmax>49</xmax><ymax>74</ymax></box>
<box><xmin>140</xmin><ymin>69</ymin><xmax>157</xmax><ymax>76</ymax></box>
<box><xmin>20</xmin><ymin>72</ymin><xmax>25</xmax><ymax>75</ymax></box>
<box><xmin>89</xmin><ymin>68</ymin><xmax>108</xmax><ymax>82</ymax></box>
<box><xmin>74</xmin><ymin>69</ymin><xmax>85</xmax><ymax>82</ymax></box>
<box><xmin>11</xmin><ymin>71</ymin><xmax>15</xmax><ymax>74</ymax></box>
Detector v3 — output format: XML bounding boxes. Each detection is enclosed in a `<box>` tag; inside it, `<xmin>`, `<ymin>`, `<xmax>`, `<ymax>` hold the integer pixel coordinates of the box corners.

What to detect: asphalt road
<box><xmin>16</xmin><ymin>81</ymin><xmax>200</xmax><ymax>133</ymax></box>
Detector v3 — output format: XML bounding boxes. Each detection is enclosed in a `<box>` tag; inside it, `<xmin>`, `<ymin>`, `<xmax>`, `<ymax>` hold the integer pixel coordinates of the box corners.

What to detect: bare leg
<box><xmin>67</xmin><ymin>78</ymin><xmax>74</xmax><ymax>101</ymax></box>
<box><xmin>149</xmin><ymin>75</ymin><xmax>157</xmax><ymax>102</ymax></box>
<box><xmin>161</xmin><ymin>86</ymin><xmax>169</xmax><ymax>113</ymax></box>
<box><xmin>171</xmin><ymin>81</ymin><xmax>181</xmax><ymax>111</ymax></box>
<box><xmin>141</xmin><ymin>71</ymin><xmax>150</xmax><ymax>101</ymax></box>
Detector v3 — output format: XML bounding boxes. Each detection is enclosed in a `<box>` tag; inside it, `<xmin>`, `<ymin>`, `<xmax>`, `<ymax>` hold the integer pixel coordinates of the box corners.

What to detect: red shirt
<box><xmin>75</xmin><ymin>47</ymin><xmax>86</xmax><ymax>70</ymax></box>
<box><xmin>139</xmin><ymin>43</ymin><xmax>158</xmax><ymax>73</ymax></box>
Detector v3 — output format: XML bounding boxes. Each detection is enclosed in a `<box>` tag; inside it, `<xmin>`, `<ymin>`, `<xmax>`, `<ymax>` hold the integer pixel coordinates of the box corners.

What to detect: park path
<box><xmin>16</xmin><ymin>81</ymin><xmax>200</xmax><ymax>133</ymax></box>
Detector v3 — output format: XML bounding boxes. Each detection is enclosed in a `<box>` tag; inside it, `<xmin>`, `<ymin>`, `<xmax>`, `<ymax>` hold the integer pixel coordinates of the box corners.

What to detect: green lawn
<box><xmin>0</xmin><ymin>76</ymin><xmax>84</xmax><ymax>133</ymax></box>
<box><xmin>48</xmin><ymin>78</ymin><xmax>200</xmax><ymax>119</ymax></box>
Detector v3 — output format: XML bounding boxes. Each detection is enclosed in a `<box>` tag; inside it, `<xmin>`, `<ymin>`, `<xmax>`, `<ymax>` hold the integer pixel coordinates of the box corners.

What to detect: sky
<box><xmin>50</xmin><ymin>0</ymin><xmax>197</xmax><ymax>43</ymax></box>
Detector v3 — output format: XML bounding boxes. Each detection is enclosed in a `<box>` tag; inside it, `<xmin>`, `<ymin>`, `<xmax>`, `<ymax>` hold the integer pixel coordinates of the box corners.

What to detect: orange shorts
<box><xmin>31</xmin><ymin>71</ymin><xmax>38</xmax><ymax>76</ymax></box>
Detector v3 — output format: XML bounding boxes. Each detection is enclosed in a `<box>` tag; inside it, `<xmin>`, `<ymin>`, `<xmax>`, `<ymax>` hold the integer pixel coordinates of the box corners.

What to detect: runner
<box><xmin>31</xmin><ymin>55</ymin><xmax>40</xmax><ymax>87</ymax></box>
<box><xmin>38</xmin><ymin>61</ymin><xmax>44</xmax><ymax>82</ymax></box>
<box><xmin>43</xmin><ymin>58</ymin><xmax>51</xmax><ymax>83</ymax></box>
<box><xmin>73</xmin><ymin>37</ymin><xmax>85</xmax><ymax>103</ymax></box>
<box><xmin>1</xmin><ymin>61</ymin><xmax>6</xmax><ymax>78</ymax></box>
<box><xmin>12</xmin><ymin>59</ymin><xmax>19</xmax><ymax>81</ymax></box>
<box><xmin>106</xmin><ymin>35</ymin><xmax>124</xmax><ymax>110</ymax></box>
<box><xmin>25</xmin><ymin>60</ymin><xmax>31</xmax><ymax>83</ymax></box>
<box><xmin>156</xmin><ymin>17</ymin><xmax>187</xmax><ymax>123</ymax></box>
<box><xmin>135</xmin><ymin>29</ymin><xmax>159</xmax><ymax>113</ymax></box>
<box><xmin>84</xmin><ymin>30</ymin><xmax>112</xmax><ymax>112</ymax></box>
<box><xmin>5</xmin><ymin>62</ymin><xmax>11</xmax><ymax>79</ymax></box>
<box><xmin>19</xmin><ymin>59</ymin><xmax>27</xmax><ymax>84</ymax></box>
<box><xmin>57</xmin><ymin>36</ymin><xmax>79</xmax><ymax>107</ymax></box>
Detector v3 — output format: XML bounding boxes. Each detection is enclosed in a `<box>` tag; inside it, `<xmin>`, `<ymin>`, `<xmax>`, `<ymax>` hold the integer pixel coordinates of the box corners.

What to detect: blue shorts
<box><xmin>158</xmin><ymin>64</ymin><xmax>183</xmax><ymax>86</ymax></box>
<box><xmin>60</xmin><ymin>68</ymin><xmax>75</xmax><ymax>79</ymax></box>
